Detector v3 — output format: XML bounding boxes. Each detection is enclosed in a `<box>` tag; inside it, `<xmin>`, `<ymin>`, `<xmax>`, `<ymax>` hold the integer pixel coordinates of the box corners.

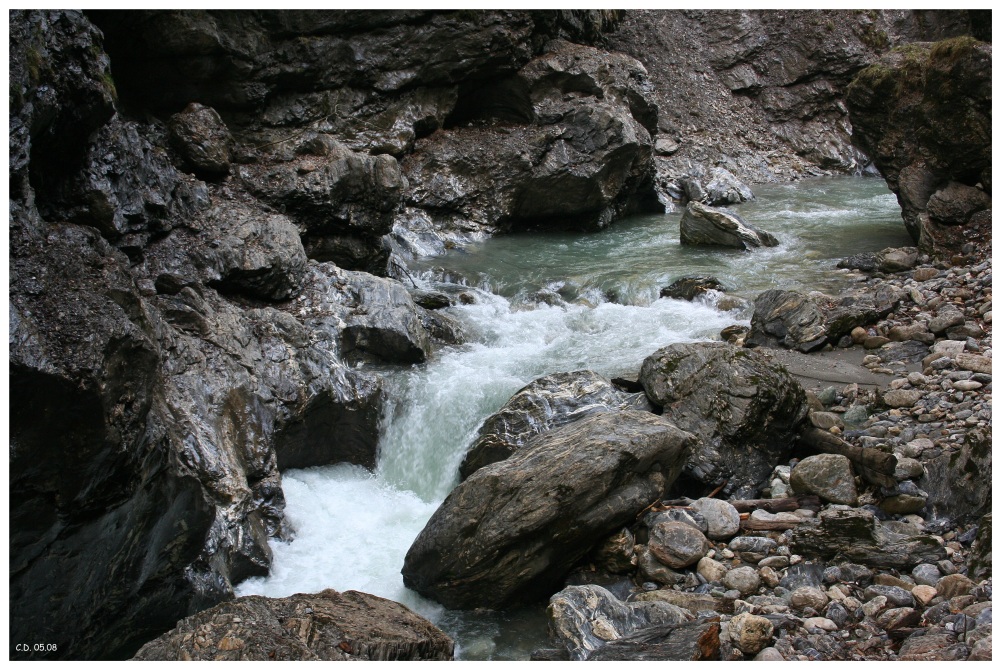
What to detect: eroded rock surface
<box><xmin>132</xmin><ymin>589</ymin><xmax>454</xmax><ymax>660</ymax></box>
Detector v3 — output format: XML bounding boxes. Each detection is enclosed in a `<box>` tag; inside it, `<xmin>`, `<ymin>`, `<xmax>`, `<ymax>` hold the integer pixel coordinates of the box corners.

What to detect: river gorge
<box><xmin>9</xmin><ymin>9</ymin><xmax>991</xmax><ymax>662</ymax></box>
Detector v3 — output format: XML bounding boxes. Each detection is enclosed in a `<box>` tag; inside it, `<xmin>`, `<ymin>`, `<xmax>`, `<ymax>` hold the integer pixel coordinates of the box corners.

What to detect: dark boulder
<box><xmin>638</xmin><ymin>342</ymin><xmax>809</xmax><ymax>494</ymax></box>
<box><xmin>587</xmin><ymin>621</ymin><xmax>722</xmax><ymax>661</ymax></box>
<box><xmin>132</xmin><ymin>589</ymin><xmax>454</xmax><ymax>660</ymax></box>
<box><xmin>459</xmin><ymin>370</ymin><xmax>652</xmax><ymax>479</ymax></box>
<box><xmin>846</xmin><ymin>37</ymin><xmax>991</xmax><ymax>255</ymax></box>
<box><xmin>402</xmin><ymin>411</ymin><xmax>693</xmax><ymax>609</ymax></box>
<box><xmin>240</xmin><ymin>140</ymin><xmax>405</xmax><ymax>274</ymax></box>
<box><xmin>679</xmin><ymin>202</ymin><xmax>778</xmax><ymax>249</ymax></box>
<box><xmin>919</xmin><ymin>427</ymin><xmax>992</xmax><ymax>524</ymax></box>
<box><xmin>660</xmin><ymin>276</ymin><xmax>726</xmax><ymax>301</ymax></box>
<box><xmin>9</xmin><ymin>223</ymin><xmax>216</xmax><ymax>661</ymax></box>
<box><xmin>168</xmin><ymin>102</ymin><xmax>233</xmax><ymax>178</ymax></box>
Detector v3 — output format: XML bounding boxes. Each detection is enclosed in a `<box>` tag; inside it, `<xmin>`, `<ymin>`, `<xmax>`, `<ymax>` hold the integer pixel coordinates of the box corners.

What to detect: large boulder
<box><xmin>679</xmin><ymin>202</ymin><xmax>777</xmax><ymax>249</ymax></box>
<box><xmin>402</xmin><ymin>411</ymin><xmax>693</xmax><ymax>609</ymax></box>
<box><xmin>132</xmin><ymin>589</ymin><xmax>454</xmax><ymax>660</ymax></box>
<box><xmin>746</xmin><ymin>286</ymin><xmax>902</xmax><ymax>352</ymax></box>
<box><xmin>459</xmin><ymin>370</ymin><xmax>651</xmax><ymax>479</ymax></box>
<box><xmin>168</xmin><ymin>102</ymin><xmax>233</xmax><ymax>178</ymax></box>
<box><xmin>846</xmin><ymin>37</ymin><xmax>991</xmax><ymax>255</ymax></box>
<box><xmin>638</xmin><ymin>342</ymin><xmax>809</xmax><ymax>495</ymax></box>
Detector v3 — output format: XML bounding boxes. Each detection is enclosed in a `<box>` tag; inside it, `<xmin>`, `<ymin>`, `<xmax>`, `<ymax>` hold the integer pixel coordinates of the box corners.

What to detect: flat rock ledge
<box><xmin>131</xmin><ymin>589</ymin><xmax>454</xmax><ymax>661</ymax></box>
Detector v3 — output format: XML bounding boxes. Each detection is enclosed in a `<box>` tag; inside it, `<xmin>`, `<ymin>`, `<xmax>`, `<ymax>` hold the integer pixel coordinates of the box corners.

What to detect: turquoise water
<box><xmin>238</xmin><ymin>177</ymin><xmax>909</xmax><ymax>659</ymax></box>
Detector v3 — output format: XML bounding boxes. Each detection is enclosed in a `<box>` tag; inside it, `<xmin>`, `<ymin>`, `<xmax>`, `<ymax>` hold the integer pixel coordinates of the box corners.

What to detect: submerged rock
<box><xmin>132</xmin><ymin>589</ymin><xmax>454</xmax><ymax>660</ymax></box>
<box><xmin>459</xmin><ymin>370</ymin><xmax>651</xmax><ymax>479</ymax></box>
<box><xmin>660</xmin><ymin>276</ymin><xmax>727</xmax><ymax>301</ymax></box>
<box><xmin>402</xmin><ymin>411</ymin><xmax>693</xmax><ymax>609</ymax></box>
<box><xmin>679</xmin><ymin>202</ymin><xmax>778</xmax><ymax>249</ymax></box>
<box><xmin>639</xmin><ymin>342</ymin><xmax>808</xmax><ymax>493</ymax></box>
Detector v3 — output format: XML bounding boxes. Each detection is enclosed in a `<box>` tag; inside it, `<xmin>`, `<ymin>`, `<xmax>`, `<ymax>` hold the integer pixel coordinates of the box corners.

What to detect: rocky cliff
<box><xmin>7</xmin><ymin>8</ymin><xmax>986</xmax><ymax>660</ymax></box>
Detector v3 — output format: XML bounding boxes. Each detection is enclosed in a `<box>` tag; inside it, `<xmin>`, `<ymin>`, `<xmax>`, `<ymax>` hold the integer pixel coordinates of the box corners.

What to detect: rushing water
<box><xmin>237</xmin><ymin>177</ymin><xmax>909</xmax><ymax>659</ymax></box>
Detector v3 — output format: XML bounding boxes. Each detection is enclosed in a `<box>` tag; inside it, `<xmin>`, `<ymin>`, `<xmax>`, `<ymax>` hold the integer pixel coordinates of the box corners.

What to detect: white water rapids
<box><xmin>237</xmin><ymin>177</ymin><xmax>910</xmax><ymax>659</ymax></box>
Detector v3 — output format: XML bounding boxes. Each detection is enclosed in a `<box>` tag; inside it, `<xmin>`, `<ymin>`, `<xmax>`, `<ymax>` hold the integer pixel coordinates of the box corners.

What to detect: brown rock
<box><xmin>936</xmin><ymin>573</ymin><xmax>975</xmax><ymax>600</ymax></box>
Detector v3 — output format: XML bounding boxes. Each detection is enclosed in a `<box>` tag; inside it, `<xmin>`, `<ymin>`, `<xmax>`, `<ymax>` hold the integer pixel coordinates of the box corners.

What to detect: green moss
<box><xmin>929</xmin><ymin>35</ymin><xmax>982</xmax><ymax>64</ymax></box>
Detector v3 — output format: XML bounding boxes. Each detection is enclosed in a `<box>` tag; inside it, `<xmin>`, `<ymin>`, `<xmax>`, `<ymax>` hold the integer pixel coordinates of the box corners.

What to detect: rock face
<box><xmin>132</xmin><ymin>589</ymin><xmax>454</xmax><ymax>660</ymax></box>
<box><xmin>402</xmin><ymin>411</ymin><xmax>693</xmax><ymax>609</ymax></box>
<box><xmin>459</xmin><ymin>370</ymin><xmax>650</xmax><ymax>479</ymax></box>
<box><xmin>403</xmin><ymin>39</ymin><xmax>658</xmax><ymax>235</ymax></box>
<box><xmin>638</xmin><ymin>343</ymin><xmax>809</xmax><ymax>494</ymax></box>
<box><xmin>847</xmin><ymin>37</ymin><xmax>992</xmax><ymax>255</ymax></box>
<box><xmin>607</xmin><ymin>10</ymin><xmax>980</xmax><ymax>197</ymax></box>
<box><xmin>679</xmin><ymin>202</ymin><xmax>778</xmax><ymax>249</ymax></box>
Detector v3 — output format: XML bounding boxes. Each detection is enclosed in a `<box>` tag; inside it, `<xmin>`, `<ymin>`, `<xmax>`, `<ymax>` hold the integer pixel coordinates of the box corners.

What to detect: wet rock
<box><xmin>405</xmin><ymin>39</ymin><xmax>657</xmax><ymax>235</ymax></box>
<box><xmin>639</xmin><ymin>342</ymin><xmax>808</xmax><ymax>492</ymax></box>
<box><xmin>679</xmin><ymin>202</ymin><xmax>777</xmax><ymax>249</ymax></box>
<box><xmin>792</xmin><ymin>508</ymin><xmax>947</xmax><ymax>569</ymax></box>
<box><xmin>132</xmin><ymin>589</ymin><xmax>454</xmax><ymax>660</ymax></box>
<box><xmin>241</xmin><ymin>142</ymin><xmax>404</xmax><ymax>274</ymax></box>
<box><xmin>168</xmin><ymin>102</ymin><xmax>232</xmax><ymax>178</ymax></box>
<box><xmin>876</xmin><ymin>247</ymin><xmax>920</xmax><ymax>273</ymax></box>
<box><xmin>789</xmin><ymin>454</ymin><xmax>858</xmax><ymax>505</ymax></box>
<box><xmin>728</xmin><ymin>612</ymin><xmax>774</xmax><ymax>655</ymax></box>
<box><xmin>547</xmin><ymin>585</ymin><xmax>692</xmax><ymax>660</ymax></box>
<box><xmin>648</xmin><ymin>520</ymin><xmax>711</xmax><ymax>569</ymax></box>
<box><xmin>660</xmin><ymin>276</ymin><xmax>726</xmax><ymax>301</ymax></box>
<box><xmin>691</xmin><ymin>498</ymin><xmax>740</xmax><ymax>540</ymax></box>
<box><xmin>460</xmin><ymin>370</ymin><xmax>648</xmax><ymax>479</ymax></box>
<box><xmin>402</xmin><ymin>411</ymin><xmax>692</xmax><ymax>609</ymax></box>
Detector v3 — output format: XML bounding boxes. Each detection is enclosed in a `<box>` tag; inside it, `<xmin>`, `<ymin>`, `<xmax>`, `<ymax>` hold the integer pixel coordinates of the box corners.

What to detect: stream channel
<box><xmin>238</xmin><ymin>176</ymin><xmax>911</xmax><ymax>659</ymax></box>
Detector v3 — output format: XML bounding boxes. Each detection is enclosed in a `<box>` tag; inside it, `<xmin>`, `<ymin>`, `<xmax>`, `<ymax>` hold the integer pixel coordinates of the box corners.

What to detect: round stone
<box><xmin>691</xmin><ymin>497</ymin><xmax>741</xmax><ymax>540</ymax></box>
<box><xmin>791</xmin><ymin>586</ymin><xmax>830</xmax><ymax>611</ymax></box>
<box><xmin>754</xmin><ymin>647</ymin><xmax>784</xmax><ymax>661</ymax></box>
<box><xmin>912</xmin><ymin>563</ymin><xmax>942</xmax><ymax>586</ymax></box>
<box><xmin>697</xmin><ymin>556</ymin><xmax>728</xmax><ymax>584</ymax></box>
<box><xmin>880</xmin><ymin>494</ymin><xmax>926</xmax><ymax>515</ymax></box>
<box><xmin>648</xmin><ymin>520</ymin><xmax>710</xmax><ymax>569</ymax></box>
<box><xmin>723</xmin><ymin>566</ymin><xmax>761</xmax><ymax>596</ymax></box>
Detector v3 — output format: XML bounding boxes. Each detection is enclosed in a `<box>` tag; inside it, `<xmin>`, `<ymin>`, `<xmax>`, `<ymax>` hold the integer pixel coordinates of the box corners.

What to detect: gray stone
<box><xmin>863</xmin><ymin>585</ymin><xmax>915</xmax><ymax>608</ymax></box>
<box><xmin>547</xmin><ymin>585</ymin><xmax>692</xmax><ymax>661</ymax></box>
<box><xmin>459</xmin><ymin>370</ymin><xmax>647</xmax><ymax>479</ymax></box>
<box><xmin>649</xmin><ymin>520</ymin><xmax>711</xmax><ymax>569</ymax></box>
<box><xmin>928</xmin><ymin>307</ymin><xmax>965</xmax><ymax>334</ymax></box>
<box><xmin>679</xmin><ymin>202</ymin><xmax>777</xmax><ymax>249</ymax></box>
<box><xmin>729</xmin><ymin>536</ymin><xmax>778</xmax><ymax>556</ymax></box>
<box><xmin>168</xmin><ymin>102</ymin><xmax>233</xmax><ymax>178</ymax></box>
<box><xmin>790</xmin><ymin>586</ymin><xmax>829</xmax><ymax>611</ymax></box>
<box><xmin>723</xmin><ymin>566</ymin><xmax>761</xmax><ymax>596</ymax></box>
<box><xmin>912</xmin><ymin>563</ymin><xmax>943</xmax><ymax>587</ymax></box>
<box><xmin>697</xmin><ymin>557</ymin><xmax>729</xmax><ymax>584</ymax></box>
<box><xmin>691</xmin><ymin>497</ymin><xmax>741</xmax><ymax>540</ymax></box>
<box><xmin>789</xmin><ymin>454</ymin><xmax>858</xmax><ymax>506</ymax></box>
<box><xmin>402</xmin><ymin>411</ymin><xmax>693</xmax><ymax>609</ymax></box>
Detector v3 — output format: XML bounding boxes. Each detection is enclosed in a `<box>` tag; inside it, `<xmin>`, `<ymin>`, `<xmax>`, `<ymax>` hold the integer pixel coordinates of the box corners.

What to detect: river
<box><xmin>237</xmin><ymin>176</ymin><xmax>910</xmax><ymax>659</ymax></box>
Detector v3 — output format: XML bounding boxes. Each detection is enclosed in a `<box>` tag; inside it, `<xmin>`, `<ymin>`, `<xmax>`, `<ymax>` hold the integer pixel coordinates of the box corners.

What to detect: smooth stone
<box><xmin>880</xmin><ymin>494</ymin><xmax>926</xmax><ymax>515</ymax></box>
<box><xmin>697</xmin><ymin>557</ymin><xmax>728</xmax><ymax>584</ymax></box>
<box><xmin>754</xmin><ymin>647</ymin><xmax>784</xmax><ymax>661</ymax></box>
<box><xmin>790</xmin><ymin>586</ymin><xmax>829</xmax><ymax>611</ymax></box>
<box><xmin>863</xmin><ymin>585</ymin><xmax>914</xmax><ymax>608</ymax></box>
<box><xmin>691</xmin><ymin>497</ymin><xmax>741</xmax><ymax>540</ymax></box>
<box><xmin>894</xmin><ymin>457</ymin><xmax>925</xmax><ymax>480</ymax></box>
<box><xmin>803</xmin><ymin>617</ymin><xmax>838</xmax><ymax>633</ymax></box>
<box><xmin>649</xmin><ymin>521</ymin><xmax>711</xmax><ymax>569</ymax></box>
<box><xmin>936</xmin><ymin>574</ymin><xmax>975</xmax><ymax>600</ymax></box>
<box><xmin>723</xmin><ymin>567</ymin><xmax>761</xmax><ymax>597</ymax></box>
<box><xmin>912</xmin><ymin>563</ymin><xmax>943</xmax><ymax>586</ymax></box>
<box><xmin>883</xmin><ymin>389</ymin><xmax>922</xmax><ymax>408</ymax></box>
